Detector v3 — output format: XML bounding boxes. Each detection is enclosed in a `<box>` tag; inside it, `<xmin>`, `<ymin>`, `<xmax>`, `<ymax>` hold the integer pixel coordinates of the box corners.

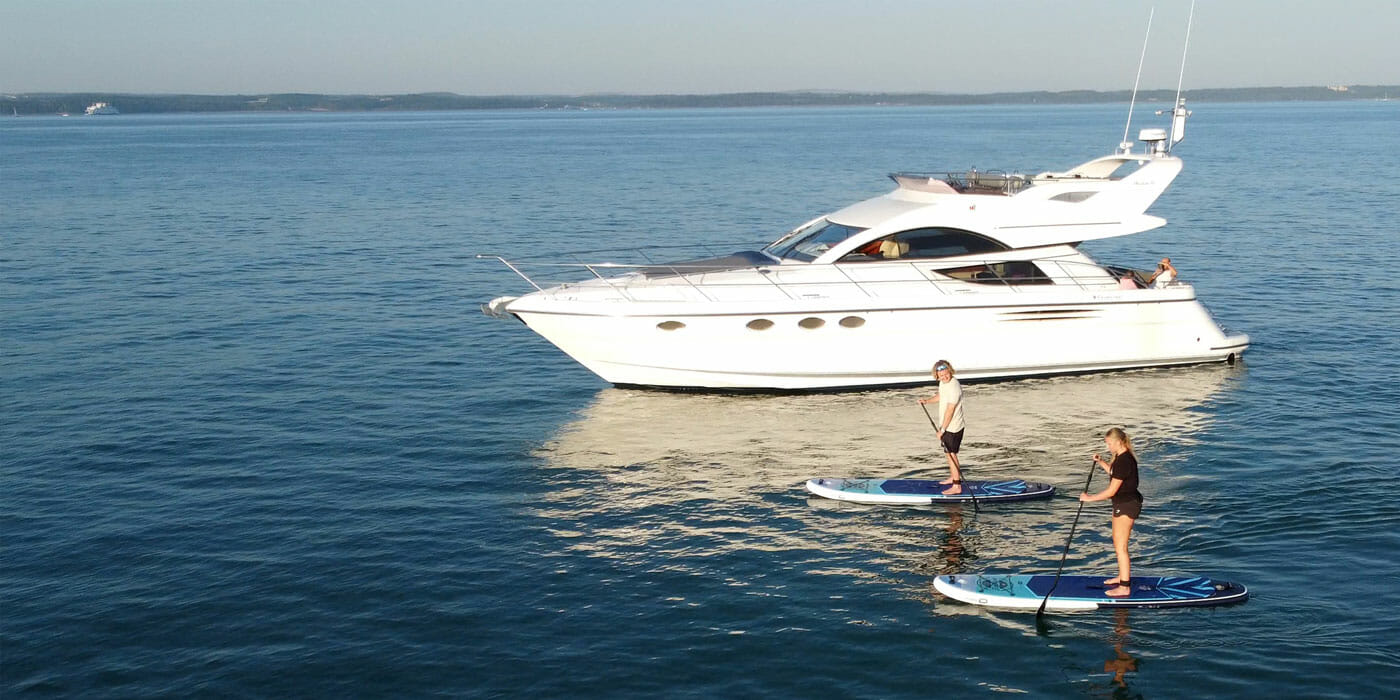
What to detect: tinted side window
<box><xmin>941</xmin><ymin>261</ymin><xmax>1052</xmax><ymax>285</ymax></box>
<box><xmin>892</xmin><ymin>228</ymin><xmax>1008</xmax><ymax>259</ymax></box>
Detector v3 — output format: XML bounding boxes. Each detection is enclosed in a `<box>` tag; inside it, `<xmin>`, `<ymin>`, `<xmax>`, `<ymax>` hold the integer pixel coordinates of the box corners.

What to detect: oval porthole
<box><xmin>657</xmin><ymin>321</ymin><xmax>685</xmax><ymax>331</ymax></box>
<box><xmin>839</xmin><ymin>316</ymin><xmax>865</xmax><ymax>328</ymax></box>
<box><xmin>746</xmin><ymin>319</ymin><xmax>774</xmax><ymax>331</ymax></box>
<box><xmin>798</xmin><ymin>317</ymin><xmax>825</xmax><ymax>329</ymax></box>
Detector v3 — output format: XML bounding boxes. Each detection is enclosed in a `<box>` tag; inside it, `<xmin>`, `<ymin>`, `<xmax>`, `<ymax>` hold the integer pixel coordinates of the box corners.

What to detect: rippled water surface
<box><xmin>4</xmin><ymin>103</ymin><xmax>1399</xmax><ymax>697</ymax></box>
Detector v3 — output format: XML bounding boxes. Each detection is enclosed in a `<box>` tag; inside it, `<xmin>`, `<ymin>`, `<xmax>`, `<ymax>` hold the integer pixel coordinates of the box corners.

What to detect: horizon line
<box><xmin>5</xmin><ymin>83</ymin><xmax>1398</xmax><ymax>99</ymax></box>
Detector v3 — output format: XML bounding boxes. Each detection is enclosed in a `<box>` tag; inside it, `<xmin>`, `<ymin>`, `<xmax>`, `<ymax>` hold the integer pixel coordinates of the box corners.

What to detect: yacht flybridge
<box><xmin>479</xmin><ymin>100</ymin><xmax>1248</xmax><ymax>390</ymax></box>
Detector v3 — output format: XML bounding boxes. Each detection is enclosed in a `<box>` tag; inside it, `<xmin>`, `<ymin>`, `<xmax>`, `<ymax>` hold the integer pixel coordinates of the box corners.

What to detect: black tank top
<box><xmin>1110</xmin><ymin>452</ymin><xmax>1143</xmax><ymax>504</ymax></box>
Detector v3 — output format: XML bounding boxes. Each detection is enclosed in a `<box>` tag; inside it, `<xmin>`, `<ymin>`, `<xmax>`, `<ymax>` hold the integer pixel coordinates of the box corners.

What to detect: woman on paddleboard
<box><xmin>917</xmin><ymin>360</ymin><xmax>965</xmax><ymax>496</ymax></box>
<box><xmin>1079</xmin><ymin>427</ymin><xmax>1143</xmax><ymax>598</ymax></box>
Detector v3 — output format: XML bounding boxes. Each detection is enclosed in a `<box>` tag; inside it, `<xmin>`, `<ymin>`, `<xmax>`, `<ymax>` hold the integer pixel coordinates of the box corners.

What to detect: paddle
<box><xmin>919</xmin><ymin>402</ymin><xmax>978</xmax><ymax>513</ymax></box>
<box><xmin>1036</xmin><ymin>460</ymin><xmax>1098</xmax><ymax>618</ymax></box>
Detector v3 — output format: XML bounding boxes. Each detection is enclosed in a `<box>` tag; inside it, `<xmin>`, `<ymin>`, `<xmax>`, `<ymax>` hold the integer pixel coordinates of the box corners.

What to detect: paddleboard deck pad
<box><xmin>934</xmin><ymin>574</ymin><xmax>1249</xmax><ymax>611</ymax></box>
<box><xmin>806</xmin><ymin>477</ymin><xmax>1053</xmax><ymax>505</ymax></box>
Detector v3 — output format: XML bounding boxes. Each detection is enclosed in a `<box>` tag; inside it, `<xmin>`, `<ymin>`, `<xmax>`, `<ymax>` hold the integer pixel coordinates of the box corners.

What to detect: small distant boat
<box><xmin>84</xmin><ymin>102</ymin><xmax>119</xmax><ymax>115</ymax></box>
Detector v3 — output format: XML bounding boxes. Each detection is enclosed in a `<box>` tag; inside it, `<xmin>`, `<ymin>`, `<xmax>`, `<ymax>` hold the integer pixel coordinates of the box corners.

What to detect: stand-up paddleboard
<box><xmin>934</xmin><ymin>574</ymin><xmax>1249</xmax><ymax>611</ymax></box>
<box><xmin>805</xmin><ymin>477</ymin><xmax>1054</xmax><ymax>505</ymax></box>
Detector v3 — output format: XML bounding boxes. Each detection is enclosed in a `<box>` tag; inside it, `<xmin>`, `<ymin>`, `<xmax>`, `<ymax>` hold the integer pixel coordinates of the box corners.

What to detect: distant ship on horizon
<box><xmin>84</xmin><ymin>101</ymin><xmax>119</xmax><ymax>115</ymax></box>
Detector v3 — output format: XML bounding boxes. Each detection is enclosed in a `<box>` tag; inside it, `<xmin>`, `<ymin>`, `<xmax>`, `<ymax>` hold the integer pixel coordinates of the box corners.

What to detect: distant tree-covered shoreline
<box><xmin>3</xmin><ymin>86</ymin><xmax>1395</xmax><ymax>116</ymax></box>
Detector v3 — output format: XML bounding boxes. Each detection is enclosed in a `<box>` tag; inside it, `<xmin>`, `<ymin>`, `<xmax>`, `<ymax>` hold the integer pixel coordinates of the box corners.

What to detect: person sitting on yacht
<box><xmin>1146</xmin><ymin>257</ymin><xmax>1177</xmax><ymax>288</ymax></box>
<box><xmin>854</xmin><ymin>240</ymin><xmax>884</xmax><ymax>257</ymax></box>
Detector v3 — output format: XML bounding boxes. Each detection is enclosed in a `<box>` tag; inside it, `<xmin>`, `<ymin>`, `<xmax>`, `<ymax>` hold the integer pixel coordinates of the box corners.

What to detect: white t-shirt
<box><xmin>1152</xmin><ymin>269</ymin><xmax>1175</xmax><ymax>288</ymax></box>
<box><xmin>938</xmin><ymin>377</ymin><xmax>966</xmax><ymax>433</ymax></box>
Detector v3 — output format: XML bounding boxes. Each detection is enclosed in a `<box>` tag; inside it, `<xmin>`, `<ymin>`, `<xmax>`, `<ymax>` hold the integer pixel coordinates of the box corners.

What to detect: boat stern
<box><xmin>1216</xmin><ymin>332</ymin><xmax>1250</xmax><ymax>363</ymax></box>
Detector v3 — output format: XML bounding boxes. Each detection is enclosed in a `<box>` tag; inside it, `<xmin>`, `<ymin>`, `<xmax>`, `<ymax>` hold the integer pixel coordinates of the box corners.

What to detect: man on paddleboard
<box><xmin>918</xmin><ymin>360</ymin><xmax>965</xmax><ymax>495</ymax></box>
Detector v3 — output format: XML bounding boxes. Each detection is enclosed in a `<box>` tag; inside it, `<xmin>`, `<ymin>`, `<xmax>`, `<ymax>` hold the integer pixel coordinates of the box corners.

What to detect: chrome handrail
<box><xmin>477</xmin><ymin>253</ymin><xmax>1160</xmax><ymax>302</ymax></box>
<box><xmin>475</xmin><ymin>254</ymin><xmax>544</xmax><ymax>292</ymax></box>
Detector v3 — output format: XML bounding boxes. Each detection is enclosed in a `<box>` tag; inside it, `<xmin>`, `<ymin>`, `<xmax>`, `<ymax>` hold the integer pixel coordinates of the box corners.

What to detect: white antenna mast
<box><xmin>1168</xmin><ymin>0</ymin><xmax>1196</xmax><ymax>150</ymax></box>
<box><xmin>1120</xmin><ymin>7</ymin><xmax>1155</xmax><ymax>153</ymax></box>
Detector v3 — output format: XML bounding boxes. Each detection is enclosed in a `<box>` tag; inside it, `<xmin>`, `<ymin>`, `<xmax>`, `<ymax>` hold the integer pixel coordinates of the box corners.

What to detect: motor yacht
<box><xmin>479</xmin><ymin>100</ymin><xmax>1248</xmax><ymax>390</ymax></box>
<box><xmin>84</xmin><ymin>101</ymin><xmax>119</xmax><ymax>115</ymax></box>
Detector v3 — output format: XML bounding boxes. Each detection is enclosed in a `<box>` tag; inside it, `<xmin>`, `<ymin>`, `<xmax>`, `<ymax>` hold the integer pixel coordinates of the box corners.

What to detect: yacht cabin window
<box><xmin>1050</xmin><ymin>191</ymin><xmax>1098</xmax><ymax>203</ymax></box>
<box><xmin>840</xmin><ymin>227</ymin><xmax>1009</xmax><ymax>262</ymax></box>
<box><xmin>766</xmin><ymin>220</ymin><xmax>867</xmax><ymax>262</ymax></box>
<box><xmin>940</xmin><ymin>261</ymin><xmax>1053</xmax><ymax>285</ymax></box>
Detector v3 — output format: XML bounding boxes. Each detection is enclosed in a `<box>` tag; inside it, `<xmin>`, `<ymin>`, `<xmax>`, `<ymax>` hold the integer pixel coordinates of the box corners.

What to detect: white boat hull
<box><xmin>483</xmin><ymin>100</ymin><xmax>1249</xmax><ymax>390</ymax></box>
<box><xmin>506</xmin><ymin>289</ymin><xmax>1248</xmax><ymax>390</ymax></box>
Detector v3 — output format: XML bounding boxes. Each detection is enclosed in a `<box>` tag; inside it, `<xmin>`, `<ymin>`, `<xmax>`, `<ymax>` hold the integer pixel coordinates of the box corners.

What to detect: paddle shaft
<box><xmin>920</xmin><ymin>401</ymin><xmax>977</xmax><ymax>512</ymax></box>
<box><xmin>1037</xmin><ymin>461</ymin><xmax>1098</xmax><ymax>616</ymax></box>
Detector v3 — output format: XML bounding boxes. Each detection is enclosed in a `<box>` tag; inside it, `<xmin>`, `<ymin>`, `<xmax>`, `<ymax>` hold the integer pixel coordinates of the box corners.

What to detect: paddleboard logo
<box><xmin>980</xmin><ymin>480</ymin><xmax>1030</xmax><ymax>496</ymax></box>
<box><xmin>976</xmin><ymin>576</ymin><xmax>1011</xmax><ymax>591</ymax></box>
<box><xmin>1155</xmin><ymin>577</ymin><xmax>1220</xmax><ymax>600</ymax></box>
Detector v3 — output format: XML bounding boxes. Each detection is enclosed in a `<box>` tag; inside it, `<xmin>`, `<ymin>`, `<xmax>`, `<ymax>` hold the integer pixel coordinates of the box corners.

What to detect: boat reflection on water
<box><xmin>540</xmin><ymin>363</ymin><xmax>1240</xmax><ymax>486</ymax></box>
<box><xmin>532</xmin><ymin>364</ymin><xmax>1241</xmax><ymax>579</ymax></box>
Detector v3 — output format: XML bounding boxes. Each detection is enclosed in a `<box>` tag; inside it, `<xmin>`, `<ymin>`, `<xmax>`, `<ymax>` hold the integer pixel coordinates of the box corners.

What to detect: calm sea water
<box><xmin>4</xmin><ymin>102</ymin><xmax>1399</xmax><ymax>697</ymax></box>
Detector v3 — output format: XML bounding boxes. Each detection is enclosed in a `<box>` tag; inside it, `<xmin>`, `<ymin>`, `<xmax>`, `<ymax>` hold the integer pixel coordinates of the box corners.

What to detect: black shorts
<box><xmin>1112</xmin><ymin>498</ymin><xmax>1142</xmax><ymax>519</ymax></box>
<box><xmin>940</xmin><ymin>429</ymin><xmax>964</xmax><ymax>454</ymax></box>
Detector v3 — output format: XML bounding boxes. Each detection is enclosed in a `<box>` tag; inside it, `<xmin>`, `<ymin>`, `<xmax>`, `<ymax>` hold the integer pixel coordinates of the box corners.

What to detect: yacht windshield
<box><xmin>765</xmin><ymin>220</ymin><xmax>867</xmax><ymax>262</ymax></box>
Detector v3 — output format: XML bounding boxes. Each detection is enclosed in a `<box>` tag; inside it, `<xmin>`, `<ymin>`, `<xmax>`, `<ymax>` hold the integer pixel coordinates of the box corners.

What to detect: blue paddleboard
<box><xmin>934</xmin><ymin>573</ymin><xmax>1249</xmax><ymax>611</ymax></box>
<box><xmin>805</xmin><ymin>477</ymin><xmax>1054</xmax><ymax>505</ymax></box>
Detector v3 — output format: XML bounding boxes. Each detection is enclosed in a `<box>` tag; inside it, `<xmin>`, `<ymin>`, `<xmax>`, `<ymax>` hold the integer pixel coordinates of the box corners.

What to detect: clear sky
<box><xmin>3</xmin><ymin>0</ymin><xmax>1396</xmax><ymax>95</ymax></box>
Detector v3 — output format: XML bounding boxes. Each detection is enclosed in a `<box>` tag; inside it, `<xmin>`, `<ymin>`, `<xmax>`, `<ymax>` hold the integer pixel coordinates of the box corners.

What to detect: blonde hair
<box><xmin>1105</xmin><ymin>427</ymin><xmax>1134</xmax><ymax>454</ymax></box>
<box><xmin>932</xmin><ymin>359</ymin><xmax>954</xmax><ymax>376</ymax></box>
